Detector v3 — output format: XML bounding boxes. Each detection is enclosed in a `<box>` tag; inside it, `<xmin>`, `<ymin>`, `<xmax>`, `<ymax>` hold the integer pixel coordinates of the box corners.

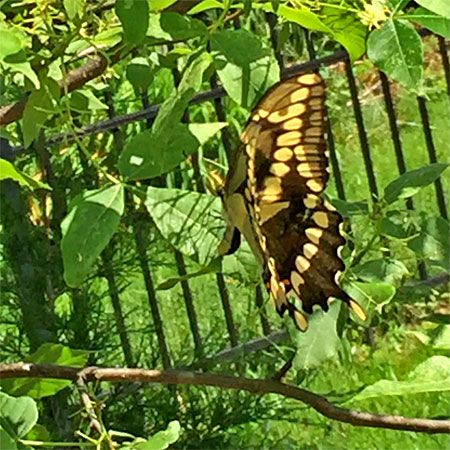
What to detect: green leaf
<box><xmin>187</xmin><ymin>122</ymin><xmax>227</xmax><ymax>145</ymax></box>
<box><xmin>0</xmin><ymin>426</ymin><xmax>17</xmax><ymax>450</ymax></box>
<box><xmin>367</xmin><ymin>19</ymin><xmax>423</xmax><ymax>90</ymax></box>
<box><xmin>415</xmin><ymin>0</ymin><xmax>450</xmax><ymax>18</ymax></box>
<box><xmin>122</xmin><ymin>421</ymin><xmax>181</xmax><ymax>450</ymax></box>
<box><xmin>63</xmin><ymin>0</ymin><xmax>85</xmax><ymax>20</ymax></box>
<box><xmin>211</xmin><ymin>29</ymin><xmax>280</xmax><ymax>109</ymax></box>
<box><xmin>321</xmin><ymin>6</ymin><xmax>367</xmax><ymax>60</ymax></box>
<box><xmin>119</xmin><ymin>55</ymin><xmax>213</xmax><ymax>180</ymax></box>
<box><xmin>265</xmin><ymin>4</ymin><xmax>331</xmax><ymax>33</ymax></box>
<box><xmin>145</xmin><ymin>187</ymin><xmax>224</xmax><ymax>265</ymax></box>
<box><xmin>0</xmin><ymin>29</ymin><xmax>24</xmax><ymax>59</ymax></box>
<box><xmin>61</xmin><ymin>184</ymin><xmax>124</xmax><ymax>287</ymax></box>
<box><xmin>348</xmin><ymin>356</ymin><xmax>450</xmax><ymax>403</ymax></box>
<box><xmin>22</xmin><ymin>78</ymin><xmax>60</xmax><ymax>148</ymax></box>
<box><xmin>118</xmin><ymin>124</ymin><xmax>198</xmax><ymax>180</ymax></box>
<box><xmin>69</xmin><ymin>89</ymin><xmax>108</xmax><ymax>112</ymax></box>
<box><xmin>222</xmin><ymin>241</ymin><xmax>260</xmax><ymax>285</ymax></box>
<box><xmin>150</xmin><ymin>0</ymin><xmax>178</xmax><ymax>11</ymax></box>
<box><xmin>0</xmin><ymin>393</ymin><xmax>38</xmax><ymax>443</ymax></box>
<box><xmin>116</xmin><ymin>0</ymin><xmax>149</xmax><ymax>44</ymax></box>
<box><xmin>0</xmin><ymin>159</ymin><xmax>51</xmax><ymax>190</ymax></box>
<box><xmin>380</xmin><ymin>210</ymin><xmax>415</xmax><ymax>239</ymax></box>
<box><xmin>126</xmin><ymin>57</ymin><xmax>154</xmax><ymax>92</ymax></box>
<box><xmin>432</xmin><ymin>326</ymin><xmax>450</xmax><ymax>351</ymax></box>
<box><xmin>344</xmin><ymin>281</ymin><xmax>396</xmax><ymax>320</ymax></box>
<box><xmin>383</xmin><ymin>163</ymin><xmax>449</xmax><ymax>204</ymax></box>
<box><xmin>330</xmin><ymin>198</ymin><xmax>369</xmax><ymax>217</ymax></box>
<box><xmin>353</xmin><ymin>258</ymin><xmax>410</xmax><ymax>286</ymax></box>
<box><xmin>0</xmin><ymin>343</ymin><xmax>89</xmax><ymax>398</ymax></box>
<box><xmin>152</xmin><ymin>52</ymin><xmax>211</xmax><ymax>136</ymax></box>
<box><xmin>408</xmin><ymin>215</ymin><xmax>449</xmax><ymax>270</ymax></box>
<box><xmin>292</xmin><ymin>302</ymin><xmax>341</xmax><ymax>370</ymax></box>
<box><xmin>188</xmin><ymin>0</ymin><xmax>224</xmax><ymax>15</ymax></box>
<box><xmin>409</xmin><ymin>6</ymin><xmax>450</xmax><ymax>38</ymax></box>
<box><xmin>137</xmin><ymin>420</ymin><xmax>181</xmax><ymax>450</ymax></box>
<box><xmin>147</xmin><ymin>12</ymin><xmax>207</xmax><ymax>43</ymax></box>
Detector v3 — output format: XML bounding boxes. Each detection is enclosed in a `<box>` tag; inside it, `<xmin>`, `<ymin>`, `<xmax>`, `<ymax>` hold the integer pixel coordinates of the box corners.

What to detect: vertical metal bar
<box><xmin>304</xmin><ymin>31</ymin><xmax>346</xmax><ymax>199</ymax></box>
<box><xmin>379</xmin><ymin>71</ymin><xmax>428</xmax><ymax>279</ymax></box>
<box><xmin>216</xmin><ymin>273</ymin><xmax>239</xmax><ymax>347</ymax></box>
<box><xmin>438</xmin><ymin>36</ymin><xmax>450</xmax><ymax>98</ymax></box>
<box><xmin>255</xmin><ymin>284</ymin><xmax>271</xmax><ymax>335</ymax></box>
<box><xmin>174</xmin><ymin>251</ymin><xmax>203</xmax><ymax>358</ymax></box>
<box><xmin>130</xmin><ymin>198</ymin><xmax>172</xmax><ymax>369</ymax></box>
<box><xmin>101</xmin><ymin>249</ymin><xmax>135</xmax><ymax>367</ymax></box>
<box><xmin>417</xmin><ymin>96</ymin><xmax>448</xmax><ymax>220</ymax></box>
<box><xmin>265</xmin><ymin>12</ymin><xmax>284</xmax><ymax>70</ymax></box>
<box><xmin>104</xmin><ymin>90</ymin><xmax>171</xmax><ymax>368</ymax></box>
<box><xmin>344</xmin><ymin>57</ymin><xmax>379</xmax><ymax>199</ymax></box>
<box><xmin>171</xmin><ymin>62</ymin><xmax>239</xmax><ymax>349</ymax></box>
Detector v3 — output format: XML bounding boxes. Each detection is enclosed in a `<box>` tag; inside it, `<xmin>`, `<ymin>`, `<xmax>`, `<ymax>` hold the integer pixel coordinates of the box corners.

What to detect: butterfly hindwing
<box><xmin>222</xmin><ymin>72</ymin><xmax>367</xmax><ymax>331</ymax></box>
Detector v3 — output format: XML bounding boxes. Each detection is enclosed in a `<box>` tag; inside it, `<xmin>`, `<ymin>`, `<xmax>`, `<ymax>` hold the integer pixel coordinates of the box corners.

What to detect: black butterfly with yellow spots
<box><xmin>218</xmin><ymin>72</ymin><xmax>366</xmax><ymax>331</ymax></box>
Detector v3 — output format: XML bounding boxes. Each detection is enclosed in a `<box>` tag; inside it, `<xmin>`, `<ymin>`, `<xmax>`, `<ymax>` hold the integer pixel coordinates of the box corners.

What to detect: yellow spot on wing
<box><xmin>258</xmin><ymin>201</ymin><xmax>290</xmax><ymax>224</ymax></box>
<box><xmin>298</xmin><ymin>73</ymin><xmax>322</xmax><ymax>86</ymax></box>
<box><xmin>306</xmin><ymin>179</ymin><xmax>324</xmax><ymax>193</ymax></box>
<box><xmin>262</xmin><ymin>176</ymin><xmax>283</xmax><ymax>198</ymax></box>
<box><xmin>277</xmin><ymin>131</ymin><xmax>302</xmax><ymax>146</ymax></box>
<box><xmin>273</xmin><ymin>147</ymin><xmax>293</xmax><ymax>161</ymax></box>
<box><xmin>303</xmin><ymin>194</ymin><xmax>320</xmax><ymax>209</ymax></box>
<box><xmin>282</xmin><ymin>117</ymin><xmax>304</xmax><ymax>130</ymax></box>
<box><xmin>303</xmin><ymin>243</ymin><xmax>319</xmax><ymax>259</ymax></box>
<box><xmin>295</xmin><ymin>254</ymin><xmax>311</xmax><ymax>273</ymax></box>
<box><xmin>268</xmin><ymin>103</ymin><xmax>307</xmax><ymax>124</ymax></box>
<box><xmin>290</xmin><ymin>270</ymin><xmax>305</xmax><ymax>293</ymax></box>
<box><xmin>270</xmin><ymin>162</ymin><xmax>290</xmax><ymax>177</ymax></box>
<box><xmin>349</xmin><ymin>299</ymin><xmax>367</xmax><ymax>321</ymax></box>
<box><xmin>293</xmin><ymin>309</ymin><xmax>308</xmax><ymax>331</ymax></box>
<box><xmin>312</xmin><ymin>211</ymin><xmax>329</xmax><ymax>228</ymax></box>
<box><xmin>305</xmin><ymin>227</ymin><xmax>323</xmax><ymax>245</ymax></box>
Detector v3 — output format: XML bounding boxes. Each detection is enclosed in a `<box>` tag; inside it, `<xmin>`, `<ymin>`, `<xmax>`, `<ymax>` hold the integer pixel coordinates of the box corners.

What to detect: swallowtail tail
<box><xmin>218</xmin><ymin>72</ymin><xmax>367</xmax><ymax>331</ymax></box>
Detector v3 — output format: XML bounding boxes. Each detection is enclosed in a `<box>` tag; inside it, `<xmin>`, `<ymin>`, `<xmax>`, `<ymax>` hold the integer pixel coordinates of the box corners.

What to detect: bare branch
<box><xmin>1</xmin><ymin>363</ymin><xmax>449</xmax><ymax>434</ymax></box>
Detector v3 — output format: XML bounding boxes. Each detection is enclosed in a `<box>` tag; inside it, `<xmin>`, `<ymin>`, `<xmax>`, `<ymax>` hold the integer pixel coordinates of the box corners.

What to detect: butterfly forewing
<box><xmin>222</xmin><ymin>72</ymin><xmax>367</xmax><ymax>331</ymax></box>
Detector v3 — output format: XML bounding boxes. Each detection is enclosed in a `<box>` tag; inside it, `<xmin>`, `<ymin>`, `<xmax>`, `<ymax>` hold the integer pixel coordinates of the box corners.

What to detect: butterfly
<box><xmin>217</xmin><ymin>72</ymin><xmax>367</xmax><ymax>331</ymax></box>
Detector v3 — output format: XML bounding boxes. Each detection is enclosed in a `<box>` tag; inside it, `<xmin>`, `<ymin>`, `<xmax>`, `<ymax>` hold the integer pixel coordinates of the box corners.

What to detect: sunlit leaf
<box><xmin>415</xmin><ymin>0</ymin><xmax>450</xmax><ymax>18</ymax></box>
<box><xmin>0</xmin><ymin>159</ymin><xmax>51</xmax><ymax>190</ymax></box>
<box><xmin>0</xmin><ymin>343</ymin><xmax>89</xmax><ymax>398</ymax></box>
<box><xmin>147</xmin><ymin>12</ymin><xmax>207</xmax><ymax>43</ymax></box>
<box><xmin>61</xmin><ymin>184</ymin><xmax>124</xmax><ymax>287</ymax></box>
<box><xmin>410</xmin><ymin>6</ymin><xmax>450</xmax><ymax>37</ymax></box>
<box><xmin>22</xmin><ymin>78</ymin><xmax>60</xmax><ymax>148</ymax></box>
<box><xmin>368</xmin><ymin>19</ymin><xmax>423</xmax><ymax>90</ymax></box>
<box><xmin>0</xmin><ymin>393</ymin><xmax>38</xmax><ymax>442</ymax></box>
<box><xmin>145</xmin><ymin>187</ymin><xmax>224</xmax><ymax>265</ymax></box>
<box><xmin>345</xmin><ymin>281</ymin><xmax>396</xmax><ymax>320</ymax></box>
<box><xmin>63</xmin><ymin>0</ymin><xmax>85</xmax><ymax>20</ymax></box>
<box><xmin>347</xmin><ymin>356</ymin><xmax>450</xmax><ymax>402</ymax></box>
<box><xmin>211</xmin><ymin>29</ymin><xmax>279</xmax><ymax>108</ymax></box>
<box><xmin>292</xmin><ymin>302</ymin><xmax>341</xmax><ymax>370</ymax></box>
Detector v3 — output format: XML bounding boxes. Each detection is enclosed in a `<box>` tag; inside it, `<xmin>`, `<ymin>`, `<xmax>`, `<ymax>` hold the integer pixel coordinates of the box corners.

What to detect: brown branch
<box><xmin>1</xmin><ymin>363</ymin><xmax>449</xmax><ymax>434</ymax></box>
<box><xmin>0</xmin><ymin>0</ymin><xmax>208</xmax><ymax>128</ymax></box>
<box><xmin>0</xmin><ymin>47</ymin><xmax>117</xmax><ymax>127</ymax></box>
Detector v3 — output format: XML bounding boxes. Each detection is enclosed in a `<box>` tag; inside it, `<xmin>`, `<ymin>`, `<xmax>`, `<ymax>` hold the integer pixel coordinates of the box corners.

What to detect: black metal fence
<box><xmin>4</xmin><ymin>30</ymin><xmax>449</xmax><ymax>369</ymax></box>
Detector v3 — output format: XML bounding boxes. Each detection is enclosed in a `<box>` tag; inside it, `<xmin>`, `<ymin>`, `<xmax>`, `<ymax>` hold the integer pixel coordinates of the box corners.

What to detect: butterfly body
<box><xmin>219</xmin><ymin>72</ymin><xmax>366</xmax><ymax>330</ymax></box>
